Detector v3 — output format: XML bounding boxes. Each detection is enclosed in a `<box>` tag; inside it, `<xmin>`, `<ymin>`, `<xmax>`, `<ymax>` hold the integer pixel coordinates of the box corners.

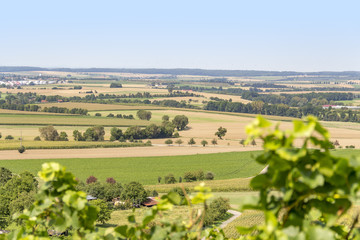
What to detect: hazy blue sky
<box><xmin>1</xmin><ymin>0</ymin><xmax>359</xmax><ymax>71</ymax></box>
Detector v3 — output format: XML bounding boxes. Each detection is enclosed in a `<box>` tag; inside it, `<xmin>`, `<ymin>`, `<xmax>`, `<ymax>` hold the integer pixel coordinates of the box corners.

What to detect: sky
<box><xmin>1</xmin><ymin>0</ymin><xmax>359</xmax><ymax>72</ymax></box>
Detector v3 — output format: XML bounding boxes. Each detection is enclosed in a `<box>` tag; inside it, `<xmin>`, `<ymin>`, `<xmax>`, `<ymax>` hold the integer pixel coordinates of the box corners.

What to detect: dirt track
<box><xmin>0</xmin><ymin>145</ymin><xmax>262</xmax><ymax>160</ymax></box>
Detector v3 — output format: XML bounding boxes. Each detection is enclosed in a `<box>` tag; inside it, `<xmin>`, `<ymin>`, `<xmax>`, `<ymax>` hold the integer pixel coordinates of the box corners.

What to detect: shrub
<box><xmin>18</xmin><ymin>146</ymin><xmax>26</xmax><ymax>154</ymax></box>
<box><xmin>173</xmin><ymin>132</ymin><xmax>180</xmax><ymax>138</ymax></box>
<box><xmin>107</xmin><ymin>113</ymin><xmax>114</xmax><ymax>117</ymax></box>
<box><xmin>151</xmin><ymin>190</ymin><xmax>159</xmax><ymax>197</ymax></box>
<box><xmin>188</xmin><ymin>138</ymin><xmax>196</xmax><ymax>146</ymax></box>
<box><xmin>33</xmin><ymin>136</ymin><xmax>41</xmax><ymax>141</ymax></box>
<box><xmin>169</xmin><ymin>187</ymin><xmax>190</xmax><ymax>199</ymax></box>
<box><xmin>106</xmin><ymin>177</ymin><xmax>116</xmax><ymax>184</ymax></box>
<box><xmin>114</xmin><ymin>199</ymin><xmax>132</xmax><ymax>210</ymax></box>
<box><xmin>211</xmin><ymin>138</ymin><xmax>218</xmax><ymax>146</ymax></box>
<box><xmin>87</xmin><ymin>182</ymin><xmax>105</xmax><ymax>199</ymax></box>
<box><xmin>195</xmin><ymin>170</ymin><xmax>204</xmax><ymax>181</ymax></box>
<box><xmin>0</xmin><ymin>132</ymin><xmax>2</xmax><ymax>139</ymax></box>
<box><xmin>86</xmin><ymin>176</ymin><xmax>98</xmax><ymax>184</ymax></box>
<box><xmin>121</xmin><ymin>182</ymin><xmax>147</xmax><ymax>205</ymax></box>
<box><xmin>204</xmin><ymin>197</ymin><xmax>230</xmax><ymax>226</ymax></box>
<box><xmin>201</xmin><ymin>140</ymin><xmax>208</xmax><ymax>147</ymax></box>
<box><xmin>183</xmin><ymin>171</ymin><xmax>197</xmax><ymax>182</ymax></box>
<box><xmin>165</xmin><ymin>139</ymin><xmax>173</xmax><ymax>145</ymax></box>
<box><xmin>175</xmin><ymin>139</ymin><xmax>183</xmax><ymax>146</ymax></box>
<box><xmin>215</xmin><ymin>126</ymin><xmax>227</xmax><ymax>139</ymax></box>
<box><xmin>162</xmin><ymin>115</ymin><xmax>169</xmax><ymax>122</ymax></box>
<box><xmin>5</xmin><ymin>135</ymin><xmax>14</xmax><ymax>140</ymax></box>
<box><xmin>164</xmin><ymin>174</ymin><xmax>177</xmax><ymax>184</ymax></box>
<box><xmin>95</xmin><ymin>113</ymin><xmax>102</xmax><ymax>117</ymax></box>
<box><xmin>110</xmin><ymin>83</ymin><xmax>122</xmax><ymax>88</ymax></box>
<box><xmin>205</xmin><ymin>171</ymin><xmax>215</xmax><ymax>180</ymax></box>
<box><xmin>59</xmin><ymin>131</ymin><xmax>68</xmax><ymax>141</ymax></box>
<box><xmin>146</xmin><ymin>140</ymin><xmax>152</xmax><ymax>145</ymax></box>
<box><xmin>91</xmin><ymin>199</ymin><xmax>111</xmax><ymax>224</ymax></box>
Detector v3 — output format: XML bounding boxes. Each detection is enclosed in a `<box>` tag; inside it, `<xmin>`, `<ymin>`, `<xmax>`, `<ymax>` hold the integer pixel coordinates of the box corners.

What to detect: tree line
<box><xmin>204</xmin><ymin>100</ymin><xmax>360</xmax><ymax>123</ymax></box>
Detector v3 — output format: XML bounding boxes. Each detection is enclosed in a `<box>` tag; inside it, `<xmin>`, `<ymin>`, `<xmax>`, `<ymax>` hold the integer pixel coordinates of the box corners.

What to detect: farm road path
<box><xmin>220</xmin><ymin>210</ymin><xmax>242</xmax><ymax>229</ymax></box>
<box><xmin>0</xmin><ymin>145</ymin><xmax>262</xmax><ymax>160</ymax></box>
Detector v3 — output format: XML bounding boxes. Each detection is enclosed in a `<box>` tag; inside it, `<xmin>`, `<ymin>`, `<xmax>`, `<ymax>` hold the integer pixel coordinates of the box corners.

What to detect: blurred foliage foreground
<box><xmin>2</xmin><ymin>116</ymin><xmax>360</xmax><ymax>239</ymax></box>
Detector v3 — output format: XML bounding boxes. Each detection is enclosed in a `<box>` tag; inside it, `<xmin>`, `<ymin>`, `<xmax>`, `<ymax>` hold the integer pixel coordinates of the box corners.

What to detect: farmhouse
<box><xmin>142</xmin><ymin>197</ymin><xmax>158</xmax><ymax>207</ymax></box>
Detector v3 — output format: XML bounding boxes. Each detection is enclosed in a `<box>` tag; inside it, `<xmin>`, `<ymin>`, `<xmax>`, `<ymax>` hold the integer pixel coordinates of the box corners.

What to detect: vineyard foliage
<box><xmin>3</xmin><ymin>116</ymin><xmax>360</xmax><ymax>239</ymax></box>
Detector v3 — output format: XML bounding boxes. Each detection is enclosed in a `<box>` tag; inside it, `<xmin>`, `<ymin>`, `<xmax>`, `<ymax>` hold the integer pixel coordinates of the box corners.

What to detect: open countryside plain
<box><xmin>2</xmin><ymin>70</ymin><xmax>360</xmax><ymax>238</ymax></box>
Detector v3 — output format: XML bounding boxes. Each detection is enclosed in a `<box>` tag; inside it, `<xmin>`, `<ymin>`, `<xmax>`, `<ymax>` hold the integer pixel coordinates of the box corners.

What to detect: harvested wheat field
<box><xmin>38</xmin><ymin>102</ymin><xmax>166</xmax><ymax>111</ymax></box>
<box><xmin>0</xmin><ymin>145</ymin><xmax>259</xmax><ymax>160</ymax></box>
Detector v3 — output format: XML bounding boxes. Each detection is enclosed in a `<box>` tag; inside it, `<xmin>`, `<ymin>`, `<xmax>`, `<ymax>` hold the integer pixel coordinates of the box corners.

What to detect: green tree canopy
<box><xmin>172</xmin><ymin>115</ymin><xmax>189</xmax><ymax>130</ymax></box>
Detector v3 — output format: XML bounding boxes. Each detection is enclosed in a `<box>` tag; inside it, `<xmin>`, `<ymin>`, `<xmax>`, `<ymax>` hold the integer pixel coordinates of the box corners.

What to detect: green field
<box><xmin>1</xmin><ymin>149</ymin><xmax>358</xmax><ymax>186</ymax></box>
<box><xmin>0</xmin><ymin>151</ymin><xmax>263</xmax><ymax>185</ymax></box>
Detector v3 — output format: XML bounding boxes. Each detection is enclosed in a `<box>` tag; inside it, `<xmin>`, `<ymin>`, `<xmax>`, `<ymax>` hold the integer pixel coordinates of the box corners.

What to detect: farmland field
<box><xmin>0</xmin><ymin>151</ymin><xmax>264</xmax><ymax>184</ymax></box>
<box><xmin>0</xmin><ymin>113</ymin><xmax>148</xmax><ymax>126</ymax></box>
<box><xmin>1</xmin><ymin>149</ymin><xmax>359</xmax><ymax>185</ymax></box>
<box><xmin>0</xmin><ymin>140</ymin><xmax>149</xmax><ymax>150</ymax></box>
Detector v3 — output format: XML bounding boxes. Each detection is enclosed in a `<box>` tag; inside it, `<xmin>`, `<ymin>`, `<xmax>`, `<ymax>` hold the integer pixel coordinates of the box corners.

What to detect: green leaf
<box><xmin>115</xmin><ymin>225</ymin><xmax>128</xmax><ymax>237</ymax></box>
<box><xmin>166</xmin><ymin>192</ymin><xmax>181</xmax><ymax>205</ymax></box>
<box><xmin>306</xmin><ymin>226</ymin><xmax>335</xmax><ymax>240</ymax></box>
<box><xmin>251</xmin><ymin>174</ymin><xmax>269</xmax><ymax>189</ymax></box>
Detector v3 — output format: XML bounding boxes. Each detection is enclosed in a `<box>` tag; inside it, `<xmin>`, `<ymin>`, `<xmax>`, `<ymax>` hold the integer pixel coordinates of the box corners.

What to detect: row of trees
<box><xmin>38</xmin><ymin>115</ymin><xmax>188</xmax><ymax>142</ymax></box>
<box><xmin>205</xmin><ymin>100</ymin><xmax>360</xmax><ymax>123</ymax></box>
<box><xmin>240</xmin><ymin>91</ymin><xmax>354</xmax><ymax>106</ymax></box>
<box><xmin>159</xmin><ymin>170</ymin><xmax>215</xmax><ymax>184</ymax></box>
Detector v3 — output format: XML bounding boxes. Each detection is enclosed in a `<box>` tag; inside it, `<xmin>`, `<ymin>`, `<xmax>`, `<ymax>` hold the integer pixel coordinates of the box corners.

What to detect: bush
<box><xmin>110</xmin><ymin>83</ymin><xmax>122</xmax><ymax>88</ymax></box>
<box><xmin>188</xmin><ymin>138</ymin><xmax>196</xmax><ymax>146</ymax></box>
<box><xmin>95</xmin><ymin>113</ymin><xmax>102</xmax><ymax>117</ymax></box>
<box><xmin>18</xmin><ymin>146</ymin><xmax>26</xmax><ymax>154</ymax></box>
<box><xmin>164</xmin><ymin>174</ymin><xmax>177</xmax><ymax>184</ymax></box>
<box><xmin>106</xmin><ymin>177</ymin><xmax>116</xmax><ymax>184</ymax></box>
<box><xmin>86</xmin><ymin>176</ymin><xmax>98</xmax><ymax>184</ymax></box>
<box><xmin>5</xmin><ymin>135</ymin><xmax>14</xmax><ymax>140</ymax></box>
<box><xmin>205</xmin><ymin>171</ymin><xmax>215</xmax><ymax>180</ymax></box>
<box><xmin>195</xmin><ymin>170</ymin><xmax>204</xmax><ymax>180</ymax></box>
<box><xmin>33</xmin><ymin>136</ymin><xmax>41</xmax><ymax>141</ymax></box>
<box><xmin>114</xmin><ymin>199</ymin><xmax>132</xmax><ymax>210</ymax></box>
<box><xmin>121</xmin><ymin>182</ymin><xmax>147</xmax><ymax>205</ymax></box>
<box><xmin>165</xmin><ymin>139</ymin><xmax>173</xmax><ymax>145</ymax></box>
<box><xmin>201</xmin><ymin>140</ymin><xmax>208</xmax><ymax>147</ymax></box>
<box><xmin>91</xmin><ymin>199</ymin><xmax>111</xmax><ymax>224</ymax></box>
<box><xmin>183</xmin><ymin>171</ymin><xmax>197</xmax><ymax>182</ymax></box>
<box><xmin>204</xmin><ymin>197</ymin><xmax>230</xmax><ymax>226</ymax></box>
<box><xmin>59</xmin><ymin>132</ymin><xmax>68</xmax><ymax>141</ymax></box>
<box><xmin>151</xmin><ymin>190</ymin><xmax>159</xmax><ymax>197</ymax></box>
<box><xmin>107</xmin><ymin>113</ymin><xmax>114</xmax><ymax>117</ymax></box>
<box><xmin>175</xmin><ymin>139</ymin><xmax>183</xmax><ymax>146</ymax></box>
<box><xmin>169</xmin><ymin>187</ymin><xmax>190</xmax><ymax>199</ymax></box>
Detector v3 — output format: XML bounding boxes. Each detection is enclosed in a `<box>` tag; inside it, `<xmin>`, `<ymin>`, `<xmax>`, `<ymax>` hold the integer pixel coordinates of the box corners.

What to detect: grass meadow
<box><xmin>0</xmin><ymin>151</ymin><xmax>263</xmax><ymax>185</ymax></box>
